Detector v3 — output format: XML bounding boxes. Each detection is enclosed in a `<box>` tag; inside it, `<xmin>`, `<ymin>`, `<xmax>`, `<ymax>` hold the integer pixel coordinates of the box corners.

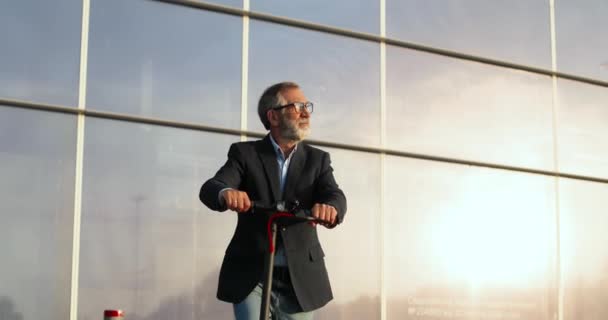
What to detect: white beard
<box><xmin>279</xmin><ymin>117</ymin><xmax>309</xmax><ymax>142</ymax></box>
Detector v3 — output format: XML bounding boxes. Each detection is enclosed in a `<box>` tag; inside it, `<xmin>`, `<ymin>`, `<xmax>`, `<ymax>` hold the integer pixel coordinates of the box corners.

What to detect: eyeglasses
<box><xmin>272</xmin><ymin>101</ymin><xmax>314</xmax><ymax>114</ymax></box>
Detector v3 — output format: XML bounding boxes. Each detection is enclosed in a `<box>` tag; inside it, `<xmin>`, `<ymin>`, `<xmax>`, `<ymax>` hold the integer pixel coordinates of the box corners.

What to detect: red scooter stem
<box><xmin>266</xmin><ymin>212</ymin><xmax>296</xmax><ymax>253</ymax></box>
<box><xmin>261</xmin><ymin>219</ymin><xmax>278</xmax><ymax>320</ymax></box>
<box><xmin>251</xmin><ymin>201</ymin><xmax>337</xmax><ymax>320</ymax></box>
<box><xmin>260</xmin><ymin>212</ymin><xmax>336</xmax><ymax>320</ymax></box>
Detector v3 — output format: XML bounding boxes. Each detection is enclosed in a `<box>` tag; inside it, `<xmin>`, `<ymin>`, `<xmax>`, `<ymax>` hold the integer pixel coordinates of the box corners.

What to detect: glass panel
<box><xmin>78</xmin><ymin>119</ymin><xmax>239</xmax><ymax>319</ymax></box>
<box><xmin>0</xmin><ymin>0</ymin><xmax>81</xmax><ymax>106</ymax></box>
<box><xmin>387</xmin><ymin>46</ymin><xmax>554</xmax><ymax>170</ymax></box>
<box><xmin>387</xmin><ymin>0</ymin><xmax>551</xmax><ymax>68</ymax></box>
<box><xmin>316</xmin><ymin>147</ymin><xmax>381</xmax><ymax>319</ymax></box>
<box><xmin>556</xmin><ymin>0</ymin><xmax>608</xmax><ymax>81</ymax></box>
<box><xmin>87</xmin><ymin>0</ymin><xmax>242</xmax><ymax>128</ymax></box>
<box><xmin>248</xmin><ymin>21</ymin><xmax>380</xmax><ymax>147</ymax></box>
<box><xmin>0</xmin><ymin>106</ymin><xmax>76</xmax><ymax>320</ymax></box>
<box><xmin>556</xmin><ymin>79</ymin><xmax>608</xmax><ymax>179</ymax></box>
<box><xmin>560</xmin><ymin>178</ymin><xmax>608</xmax><ymax>320</ymax></box>
<box><xmin>385</xmin><ymin>156</ymin><xmax>556</xmax><ymax>320</ymax></box>
<box><xmin>251</xmin><ymin>0</ymin><xmax>379</xmax><ymax>35</ymax></box>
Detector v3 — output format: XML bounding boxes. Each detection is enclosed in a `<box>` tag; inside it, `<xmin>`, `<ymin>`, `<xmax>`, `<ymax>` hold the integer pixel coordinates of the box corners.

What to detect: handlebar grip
<box><xmin>249</xmin><ymin>201</ymin><xmax>275</xmax><ymax>213</ymax></box>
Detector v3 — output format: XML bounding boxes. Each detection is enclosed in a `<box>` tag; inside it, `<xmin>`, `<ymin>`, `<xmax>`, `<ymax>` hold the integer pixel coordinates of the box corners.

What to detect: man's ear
<box><xmin>267</xmin><ymin>109</ymin><xmax>280</xmax><ymax>127</ymax></box>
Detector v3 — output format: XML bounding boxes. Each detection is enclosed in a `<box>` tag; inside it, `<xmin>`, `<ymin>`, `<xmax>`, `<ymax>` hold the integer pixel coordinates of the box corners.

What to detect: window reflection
<box><xmin>315</xmin><ymin>147</ymin><xmax>381</xmax><ymax>319</ymax></box>
<box><xmin>251</xmin><ymin>0</ymin><xmax>379</xmax><ymax>35</ymax></box>
<box><xmin>0</xmin><ymin>0</ymin><xmax>81</xmax><ymax>105</ymax></box>
<box><xmin>78</xmin><ymin>118</ymin><xmax>238</xmax><ymax>320</ymax></box>
<box><xmin>387</xmin><ymin>46</ymin><xmax>554</xmax><ymax>170</ymax></box>
<box><xmin>248</xmin><ymin>21</ymin><xmax>380</xmax><ymax>147</ymax></box>
<box><xmin>0</xmin><ymin>106</ymin><xmax>76</xmax><ymax>320</ymax></box>
<box><xmin>560</xmin><ymin>179</ymin><xmax>608</xmax><ymax>320</ymax></box>
<box><xmin>87</xmin><ymin>0</ymin><xmax>242</xmax><ymax>128</ymax></box>
<box><xmin>556</xmin><ymin>0</ymin><xmax>608</xmax><ymax>81</ymax></box>
<box><xmin>556</xmin><ymin>79</ymin><xmax>608</xmax><ymax>179</ymax></box>
<box><xmin>385</xmin><ymin>156</ymin><xmax>556</xmax><ymax>319</ymax></box>
<box><xmin>387</xmin><ymin>0</ymin><xmax>551</xmax><ymax>68</ymax></box>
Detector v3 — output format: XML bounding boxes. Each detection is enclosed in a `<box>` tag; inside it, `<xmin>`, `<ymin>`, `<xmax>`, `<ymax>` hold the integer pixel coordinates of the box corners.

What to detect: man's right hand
<box><xmin>222</xmin><ymin>189</ymin><xmax>251</xmax><ymax>213</ymax></box>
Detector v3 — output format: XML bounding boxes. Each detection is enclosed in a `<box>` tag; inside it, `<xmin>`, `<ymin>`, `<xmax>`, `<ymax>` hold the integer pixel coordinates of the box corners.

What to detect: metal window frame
<box><xmin>3</xmin><ymin>97</ymin><xmax>607</xmax><ymax>186</ymax></box>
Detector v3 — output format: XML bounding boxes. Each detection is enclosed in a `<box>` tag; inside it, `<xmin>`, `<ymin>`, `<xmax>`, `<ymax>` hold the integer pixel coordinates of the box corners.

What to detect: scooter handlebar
<box><xmin>249</xmin><ymin>200</ymin><xmax>337</xmax><ymax>229</ymax></box>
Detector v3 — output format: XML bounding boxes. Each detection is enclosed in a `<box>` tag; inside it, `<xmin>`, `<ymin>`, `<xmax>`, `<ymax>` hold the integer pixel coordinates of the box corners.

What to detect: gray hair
<box><xmin>257</xmin><ymin>82</ymin><xmax>300</xmax><ymax>130</ymax></box>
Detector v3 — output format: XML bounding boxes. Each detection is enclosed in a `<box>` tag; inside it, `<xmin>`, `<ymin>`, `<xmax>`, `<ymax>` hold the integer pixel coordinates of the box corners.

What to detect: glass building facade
<box><xmin>1</xmin><ymin>0</ymin><xmax>607</xmax><ymax>319</ymax></box>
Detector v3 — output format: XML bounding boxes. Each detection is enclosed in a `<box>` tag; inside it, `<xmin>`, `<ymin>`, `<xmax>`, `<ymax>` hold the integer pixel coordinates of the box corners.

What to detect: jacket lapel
<box><xmin>283</xmin><ymin>144</ymin><xmax>306</xmax><ymax>202</ymax></box>
<box><xmin>257</xmin><ymin>135</ymin><xmax>281</xmax><ymax>202</ymax></box>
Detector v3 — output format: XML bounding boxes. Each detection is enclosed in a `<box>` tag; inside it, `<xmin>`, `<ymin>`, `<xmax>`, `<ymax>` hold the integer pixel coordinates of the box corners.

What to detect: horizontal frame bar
<box><xmin>2</xmin><ymin>97</ymin><xmax>607</xmax><ymax>185</ymax></box>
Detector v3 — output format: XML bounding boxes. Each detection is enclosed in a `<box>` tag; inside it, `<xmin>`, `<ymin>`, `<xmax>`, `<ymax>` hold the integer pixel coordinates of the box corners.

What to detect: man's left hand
<box><xmin>311</xmin><ymin>203</ymin><xmax>337</xmax><ymax>227</ymax></box>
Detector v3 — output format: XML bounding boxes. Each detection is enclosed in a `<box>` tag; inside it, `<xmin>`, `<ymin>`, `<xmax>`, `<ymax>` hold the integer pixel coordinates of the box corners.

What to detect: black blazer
<box><xmin>199</xmin><ymin>135</ymin><xmax>347</xmax><ymax>311</ymax></box>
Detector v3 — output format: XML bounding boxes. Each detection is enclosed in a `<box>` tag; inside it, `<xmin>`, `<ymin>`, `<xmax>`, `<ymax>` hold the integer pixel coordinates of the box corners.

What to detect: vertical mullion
<box><xmin>380</xmin><ymin>0</ymin><xmax>387</xmax><ymax>319</ymax></box>
<box><xmin>240</xmin><ymin>0</ymin><xmax>250</xmax><ymax>141</ymax></box>
<box><xmin>70</xmin><ymin>0</ymin><xmax>90</xmax><ymax>319</ymax></box>
<box><xmin>549</xmin><ymin>0</ymin><xmax>563</xmax><ymax>320</ymax></box>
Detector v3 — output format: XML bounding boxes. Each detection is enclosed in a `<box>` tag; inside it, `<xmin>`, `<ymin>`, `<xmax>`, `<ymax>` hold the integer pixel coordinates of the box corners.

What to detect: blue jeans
<box><xmin>233</xmin><ymin>276</ymin><xmax>314</xmax><ymax>320</ymax></box>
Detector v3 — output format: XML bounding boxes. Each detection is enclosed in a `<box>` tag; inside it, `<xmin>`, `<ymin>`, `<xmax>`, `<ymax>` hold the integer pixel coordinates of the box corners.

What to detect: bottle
<box><xmin>104</xmin><ymin>309</ymin><xmax>124</xmax><ymax>320</ymax></box>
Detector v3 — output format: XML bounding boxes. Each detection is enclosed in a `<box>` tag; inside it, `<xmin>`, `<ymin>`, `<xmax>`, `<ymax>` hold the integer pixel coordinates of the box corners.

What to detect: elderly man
<box><xmin>199</xmin><ymin>82</ymin><xmax>347</xmax><ymax>319</ymax></box>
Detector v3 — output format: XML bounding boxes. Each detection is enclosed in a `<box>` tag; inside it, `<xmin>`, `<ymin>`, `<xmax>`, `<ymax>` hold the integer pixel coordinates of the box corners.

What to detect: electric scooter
<box><xmin>249</xmin><ymin>200</ymin><xmax>336</xmax><ymax>320</ymax></box>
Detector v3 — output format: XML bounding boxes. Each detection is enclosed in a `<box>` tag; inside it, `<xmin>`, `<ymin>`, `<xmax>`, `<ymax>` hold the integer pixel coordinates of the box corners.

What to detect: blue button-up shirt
<box><xmin>269</xmin><ymin>134</ymin><xmax>298</xmax><ymax>197</ymax></box>
<box><xmin>268</xmin><ymin>134</ymin><xmax>298</xmax><ymax>266</ymax></box>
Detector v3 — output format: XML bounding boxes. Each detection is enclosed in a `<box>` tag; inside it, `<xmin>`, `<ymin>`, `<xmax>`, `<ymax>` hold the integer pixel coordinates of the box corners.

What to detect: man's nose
<box><xmin>300</xmin><ymin>109</ymin><xmax>310</xmax><ymax>117</ymax></box>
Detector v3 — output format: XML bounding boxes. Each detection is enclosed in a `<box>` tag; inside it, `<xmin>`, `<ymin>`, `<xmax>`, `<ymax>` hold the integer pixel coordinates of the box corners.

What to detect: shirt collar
<box><xmin>269</xmin><ymin>134</ymin><xmax>298</xmax><ymax>160</ymax></box>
